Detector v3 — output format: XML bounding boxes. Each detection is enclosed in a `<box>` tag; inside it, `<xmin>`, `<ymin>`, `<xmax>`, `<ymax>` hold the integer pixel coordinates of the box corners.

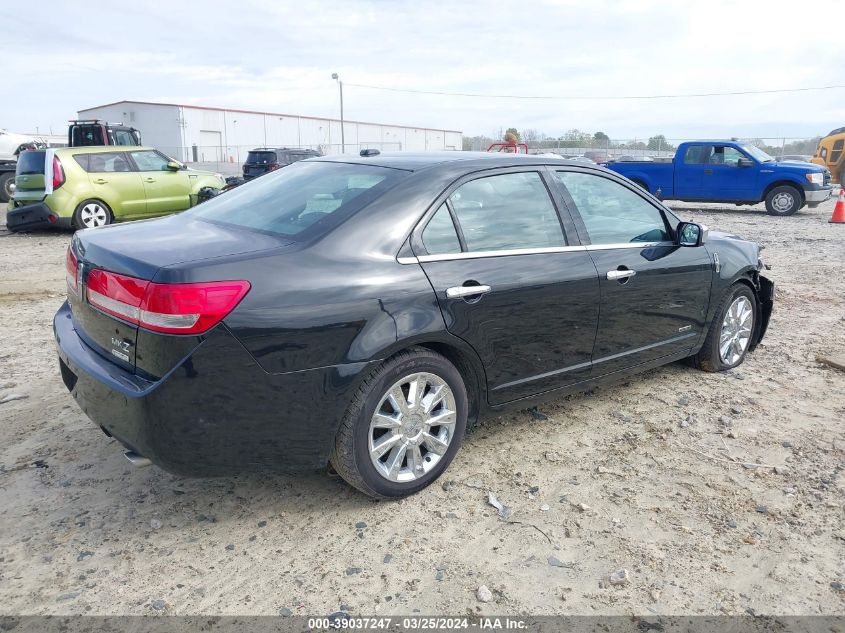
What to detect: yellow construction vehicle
<box><xmin>812</xmin><ymin>127</ymin><xmax>845</xmax><ymax>184</ymax></box>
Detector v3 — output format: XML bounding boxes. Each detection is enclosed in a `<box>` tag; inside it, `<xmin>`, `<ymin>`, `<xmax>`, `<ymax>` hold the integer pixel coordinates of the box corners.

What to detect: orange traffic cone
<box><xmin>831</xmin><ymin>187</ymin><xmax>845</xmax><ymax>223</ymax></box>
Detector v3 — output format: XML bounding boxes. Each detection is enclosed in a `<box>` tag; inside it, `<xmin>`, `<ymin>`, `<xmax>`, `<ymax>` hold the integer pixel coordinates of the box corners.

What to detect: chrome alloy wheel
<box><xmin>368</xmin><ymin>372</ymin><xmax>456</xmax><ymax>483</ymax></box>
<box><xmin>719</xmin><ymin>296</ymin><xmax>753</xmax><ymax>365</ymax></box>
<box><xmin>79</xmin><ymin>202</ymin><xmax>109</xmax><ymax>228</ymax></box>
<box><xmin>771</xmin><ymin>191</ymin><xmax>795</xmax><ymax>213</ymax></box>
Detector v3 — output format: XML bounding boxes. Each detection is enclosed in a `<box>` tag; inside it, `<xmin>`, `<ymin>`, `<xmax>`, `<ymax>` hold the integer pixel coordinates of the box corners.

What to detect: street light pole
<box><xmin>332</xmin><ymin>73</ymin><xmax>345</xmax><ymax>154</ymax></box>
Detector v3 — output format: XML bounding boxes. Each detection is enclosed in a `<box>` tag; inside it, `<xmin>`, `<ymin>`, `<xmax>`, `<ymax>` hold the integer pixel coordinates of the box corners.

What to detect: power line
<box><xmin>344</xmin><ymin>82</ymin><xmax>845</xmax><ymax>101</ymax></box>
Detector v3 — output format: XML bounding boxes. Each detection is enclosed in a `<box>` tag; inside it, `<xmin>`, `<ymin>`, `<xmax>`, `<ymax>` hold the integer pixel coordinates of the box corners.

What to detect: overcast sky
<box><xmin>4</xmin><ymin>0</ymin><xmax>844</xmax><ymax>142</ymax></box>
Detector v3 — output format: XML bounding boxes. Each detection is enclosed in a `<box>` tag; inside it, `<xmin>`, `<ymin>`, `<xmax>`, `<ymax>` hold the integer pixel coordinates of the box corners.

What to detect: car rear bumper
<box><xmin>6</xmin><ymin>202</ymin><xmax>72</xmax><ymax>232</ymax></box>
<box><xmin>54</xmin><ymin>301</ymin><xmax>373</xmax><ymax>475</ymax></box>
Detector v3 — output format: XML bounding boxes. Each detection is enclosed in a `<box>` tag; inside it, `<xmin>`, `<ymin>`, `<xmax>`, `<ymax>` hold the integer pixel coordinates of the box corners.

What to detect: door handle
<box><xmin>144</xmin><ymin>178</ymin><xmax>156</xmax><ymax>183</ymax></box>
<box><xmin>606</xmin><ymin>269</ymin><xmax>636</xmax><ymax>281</ymax></box>
<box><xmin>93</xmin><ymin>178</ymin><xmax>107</xmax><ymax>184</ymax></box>
<box><xmin>703</xmin><ymin>169</ymin><xmax>713</xmax><ymax>175</ymax></box>
<box><xmin>446</xmin><ymin>284</ymin><xmax>492</xmax><ymax>299</ymax></box>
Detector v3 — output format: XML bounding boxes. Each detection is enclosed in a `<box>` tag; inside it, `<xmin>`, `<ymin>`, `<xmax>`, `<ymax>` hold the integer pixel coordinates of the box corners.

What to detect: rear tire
<box><xmin>73</xmin><ymin>199</ymin><xmax>113</xmax><ymax>230</ymax></box>
<box><xmin>764</xmin><ymin>185</ymin><xmax>801</xmax><ymax>216</ymax></box>
<box><xmin>0</xmin><ymin>172</ymin><xmax>13</xmax><ymax>203</ymax></box>
<box><xmin>691</xmin><ymin>284</ymin><xmax>756</xmax><ymax>372</ymax></box>
<box><xmin>330</xmin><ymin>348</ymin><xmax>468</xmax><ymax>499</ymax></box>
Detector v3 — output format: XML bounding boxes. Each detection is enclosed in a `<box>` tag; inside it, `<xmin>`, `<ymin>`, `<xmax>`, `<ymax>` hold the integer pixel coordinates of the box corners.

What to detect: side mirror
<box><xmin>677</xmin><ymin>221</ymin><xmax>708</xmax><ymax>247</ymax></box>
<box><xmin>737</xmin><ymin>157</ymin><xmax>754</xmax><ymax>168</ymax></box>
<box><xmin>165</xmin><ymin>160</ymin><xmax>181</xmax><ymax>171</ymax></box>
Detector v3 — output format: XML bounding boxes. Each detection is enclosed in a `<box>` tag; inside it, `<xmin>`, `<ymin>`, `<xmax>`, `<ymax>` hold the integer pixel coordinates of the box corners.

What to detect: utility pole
<box><xmin>332</xmin><ymin>73</ymin><xmax>345</xmax><ymax>154</ymax></box>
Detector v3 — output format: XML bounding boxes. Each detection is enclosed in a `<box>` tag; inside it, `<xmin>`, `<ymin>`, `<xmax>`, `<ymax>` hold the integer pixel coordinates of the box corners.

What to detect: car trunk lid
<box><xmin>67</xmin><ymin>214</ymin><xmax>291</xmax><ymax>376</ymax></box>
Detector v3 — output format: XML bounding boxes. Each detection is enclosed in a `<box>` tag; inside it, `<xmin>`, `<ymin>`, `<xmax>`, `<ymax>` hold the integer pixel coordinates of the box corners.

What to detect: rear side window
<box><xmin>70</xmin><ymin>125</ymin><xmax>105</xmax><ymax>146</ymax></box>
<box><xmin>682</xmin><ymin>145</ymin><xmax>710</xmax><ymax>164</ymax></box>
<box><xmin>422</xmin><ymin>204</ymin><xmax>461</xmax><ymax>255</ymax></box>
<box><xmin>191</xmin><ymin>161</ymin><xmax>405</xmax><ymax>238</ymax></box>
<box><xmin>85</xmin><ymin>152</ymin><xmax>133</xmax><ymax>173</ymax></box>
<box><xmin>555</xmin><ymin>171</ymin><xmax>671</xmax><ymax>244</ymax></box>
<box><xmin>246</xmin><ymin>151</ymin><xmax>277</xmax><ymax>164</ymax></box>
<box><xmin>447</xmin><ymin>172</ymin><xmax>565</xmax><ymax>252</ymax></box>
<box><xmin>16</xmin><ymin>151</ymin><xmax>46</xmax><ymax>175</ymax></box>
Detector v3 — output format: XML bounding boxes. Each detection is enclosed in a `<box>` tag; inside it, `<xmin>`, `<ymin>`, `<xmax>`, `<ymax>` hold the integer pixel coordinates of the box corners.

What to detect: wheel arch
<box><xmin>724</xmin><ymin>271</ymin><xmax>771</xmax><ymax>352</ymax></box>
<box><xmin>762</xmin><ymin>179</ymin><xmax>805</xmax><ymax>204</ymax></box>
<box><xmin>369</xmin><ymin>336</ymin><xmax>488</xmax><ymax>428</ymax></box>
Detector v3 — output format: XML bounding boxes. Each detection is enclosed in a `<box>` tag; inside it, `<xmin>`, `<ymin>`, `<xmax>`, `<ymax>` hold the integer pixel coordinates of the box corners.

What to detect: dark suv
<box><xmin>242</xmin><ymin>147</ymin><xmax>322</xmax><ymax>180</ymax></box>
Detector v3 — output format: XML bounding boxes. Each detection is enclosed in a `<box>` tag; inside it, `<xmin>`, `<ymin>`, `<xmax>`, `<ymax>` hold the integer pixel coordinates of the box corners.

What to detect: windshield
<box><xmin>741</xmin><ymin>144</ymin><xmax>774</xmax><ymax>163</ymax></box>
<box><xmin>16</xmin><ymin>150</ymin><xmax>46</xmax><ymax>175</ymax></box>
<box><xmin>245</xmin><ymin>151</ymin><xmax>277</xmax><ymax>165</ymax></box>
<box><xmin>190</xmin><ymin>161</ymin><xmax>407</xmax><ymax>238</ymax></box>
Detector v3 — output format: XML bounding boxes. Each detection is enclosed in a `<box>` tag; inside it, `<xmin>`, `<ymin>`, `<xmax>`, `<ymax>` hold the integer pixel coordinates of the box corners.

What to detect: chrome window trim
<box><xmin>584</xmin><ymin>241</ymin><xmax>674</xmax><ymax>251</ymax></box>
<box><xmin>409</xmin><ymin>245</ymin><xmax>587</xmax><ymax>263</ymax></box>
<box><xmin>397</xmin><ymin>242</ymin><xmax>675</xmax><ymax>264</ymax></box>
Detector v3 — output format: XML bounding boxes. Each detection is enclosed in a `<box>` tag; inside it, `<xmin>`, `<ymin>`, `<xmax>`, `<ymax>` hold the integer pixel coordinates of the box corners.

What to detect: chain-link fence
<box><xmin>160</xmin><ymin>142</ymin><xmax>404</xmax><ymax>176</ymax></box>
<box><xmin>465</xmin><ymin>137</ymin><xmax>821</xmax><ymax>161</ymax></box>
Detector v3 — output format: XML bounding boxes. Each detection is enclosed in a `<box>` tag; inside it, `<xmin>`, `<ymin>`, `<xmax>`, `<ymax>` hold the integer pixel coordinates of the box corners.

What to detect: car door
<box><xmin>128</xmin><ymin>150</ymin><xmax>191</xmax><ymax>216</ymax></box>
<box><xmin>552</xmin><ymin>169</ymin><xmax>713</xmax><ymax>376</ymax></box>
<box><xmin>701</xmin><ymin>144</ymin><xmax>758</xmax><ymax>201</ymax></box>
<box><xmin>411</xmin><ymin>168</ymin><xmax>600</xmax><ymax>405</ymax></box>
<box><xmin>83</xmin><ymin>151</ymin><xmax>146</xmax><ymax>217</ymax></box>
<box><xmin>673</xmin><ymin>144</ymin><xmax>709</xmax><ymax>199</ymax></box>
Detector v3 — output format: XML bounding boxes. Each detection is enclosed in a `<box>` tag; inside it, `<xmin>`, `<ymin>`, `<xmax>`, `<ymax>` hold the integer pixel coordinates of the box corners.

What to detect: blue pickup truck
<box><xmin>607</xmin><ymin>140</ymin><xmax>832</xmax><ymax>215</ymax></box>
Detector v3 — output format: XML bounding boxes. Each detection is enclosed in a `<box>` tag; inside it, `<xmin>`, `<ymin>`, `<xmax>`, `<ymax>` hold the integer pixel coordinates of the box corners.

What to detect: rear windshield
<box><xmin>190</xmin><ymin>161</ymin><xmax>407</xmax><ymax>238</ymax></box>
<box><xmin>16</xmin><ymin>151</ymin><xmax>46</xmax><ymax>175</ymax></box>
<box><xmin>70</xmin><ymin>125</ymin><xmax>105</xmax><ymax>146</ymax></box>
<box><xmin>245</xmin><ymin>151</ymin><xmax>277</xmax><ymax>164</ymax></box>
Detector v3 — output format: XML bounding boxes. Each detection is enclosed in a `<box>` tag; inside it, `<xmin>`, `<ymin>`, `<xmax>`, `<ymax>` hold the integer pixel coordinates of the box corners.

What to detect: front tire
<box><xmin>73</xmin><ymin>199</ymin><xmax>113</xmax><ymax>230</ymax></box>
<box><xmin>692</xmin><ymin>284</ymin><xmax>756</xmax><ymax>372</ymax></box>
<box><xmin>330</xmin><ymin>348</ymin><xmax>468</xmax><ymax>498</ymax></box>
<box><xmin>764</xmin><ymin>185</ymin><xmax>801</xmax><ymax>216</ymax></box>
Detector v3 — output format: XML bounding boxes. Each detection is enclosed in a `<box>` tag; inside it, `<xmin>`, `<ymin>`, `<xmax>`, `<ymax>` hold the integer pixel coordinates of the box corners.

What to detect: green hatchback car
<box><xmin>6</xmin><ymin>147</ymin><xmax>225</xmax><ymax>231</ymax></box>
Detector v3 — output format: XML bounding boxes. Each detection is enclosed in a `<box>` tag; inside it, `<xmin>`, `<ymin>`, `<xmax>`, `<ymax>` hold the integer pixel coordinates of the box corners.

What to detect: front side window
<box><xmin>447</xmin><ymin>172</ymin><xmax>565</xmax><ymax>252</ymax></box>
<box><xmin>85</xmin><ymin>152</ymin><xmax>132</xmax><ymax>173</ymax></box>
<box><xmin>555</xmin><ymin>171</ymin><xmax>671</xmax><ymax>245</ymax></box>
<box><xmin>191</xmin><ymin>161</ymin><xmax>404</xmax><ymax>238</ymax></box>
<box><xmin>831</xmin><ymin>139</ymin><xmax>844</xmax><ymax>163</ymax></box>
<box><xmin>129</xmin><ymin>150</ymin><xmax>170</xmax><ymax>171</ymax></box>
<box><xmin>111</xmin><ymin>129</ymin><xmax>136</xmax><ymax>146</ymax></box>
<box><xmin>708</xmin><ymin>145</ymin><xmax>746</xmax><ymax>166</ymax></box>
<box><xmin>421</xmin><ymin>203</ymin><xmax>461</xmax><ymax>255</ymax></box>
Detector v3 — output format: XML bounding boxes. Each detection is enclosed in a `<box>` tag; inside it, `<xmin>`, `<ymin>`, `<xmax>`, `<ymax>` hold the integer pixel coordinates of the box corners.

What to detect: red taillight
<box><xmin>85</xmin><ymin>269</ymin><xmax>250</xmax><ymax>335</ymax></box>
<box><xmin>66</xmin><ymin>246</ymin><xmax>78</xmax><ymax>293</ymax></box>
<box><xmin>52</xmin><ymin>156</ymin><xmax>65</xmax><ymax>189</ymax></box>
<box><xmin>268</xmin><ymin>163</ymin><xmax>279</xmax><ymax>171</ymax></box>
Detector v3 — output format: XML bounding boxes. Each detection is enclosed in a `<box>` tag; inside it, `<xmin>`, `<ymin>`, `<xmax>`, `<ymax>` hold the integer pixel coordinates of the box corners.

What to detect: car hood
<box><xmin>73</xmin><ymin>213</ymin><xmax>293</xmax><ymax>280</ymax></box>
<box><xmin>767</xmin><ymin>160</ymin><xmax>826</xmax><ymax>175</ymax></box>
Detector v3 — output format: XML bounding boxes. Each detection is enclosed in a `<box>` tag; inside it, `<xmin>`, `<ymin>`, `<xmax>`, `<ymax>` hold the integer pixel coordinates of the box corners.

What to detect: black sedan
<box><xmin>54</xmin><ymin>152</ymin><xmax>773</xmax><ymax>498</ymax></box>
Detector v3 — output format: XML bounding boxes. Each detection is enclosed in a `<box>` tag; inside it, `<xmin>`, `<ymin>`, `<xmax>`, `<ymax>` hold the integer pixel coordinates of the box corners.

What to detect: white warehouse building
<box><xmin>77</xmin><ymin>100</ymin><xmax>463</xmax><ymax>165</ymax></box>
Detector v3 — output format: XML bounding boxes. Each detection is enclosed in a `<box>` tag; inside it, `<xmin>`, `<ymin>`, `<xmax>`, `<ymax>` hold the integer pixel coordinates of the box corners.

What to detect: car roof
<box><xmin>56</xmin><ymin>146</ymin><xmax>157</xmax><ymax>154</ymax></box>
<box><xmin>314</xmin><ymin>151</ymin><xmax>605</xmax><ymax>172</ymax></box>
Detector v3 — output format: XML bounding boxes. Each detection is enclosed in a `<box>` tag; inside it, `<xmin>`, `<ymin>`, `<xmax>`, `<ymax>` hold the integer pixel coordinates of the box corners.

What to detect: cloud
<box><xmin>3</xmin><ymin>0</ymin><xmax>843</xmax><ymax>140</ymax></box>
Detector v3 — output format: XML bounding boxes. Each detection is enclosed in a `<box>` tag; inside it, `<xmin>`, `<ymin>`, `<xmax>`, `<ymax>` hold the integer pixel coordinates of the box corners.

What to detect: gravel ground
<box><xmin>0</xmin><ymin>197</ymin><xmax>843</xmax><ymax>617</ymax></box>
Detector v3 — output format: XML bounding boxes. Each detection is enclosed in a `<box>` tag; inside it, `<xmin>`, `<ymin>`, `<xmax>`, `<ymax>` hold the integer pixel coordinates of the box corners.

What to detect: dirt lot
<box><xmin>0</xmin><ymin>198</ymin><xmax>843</xmax><ymax>617</ymax></box>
